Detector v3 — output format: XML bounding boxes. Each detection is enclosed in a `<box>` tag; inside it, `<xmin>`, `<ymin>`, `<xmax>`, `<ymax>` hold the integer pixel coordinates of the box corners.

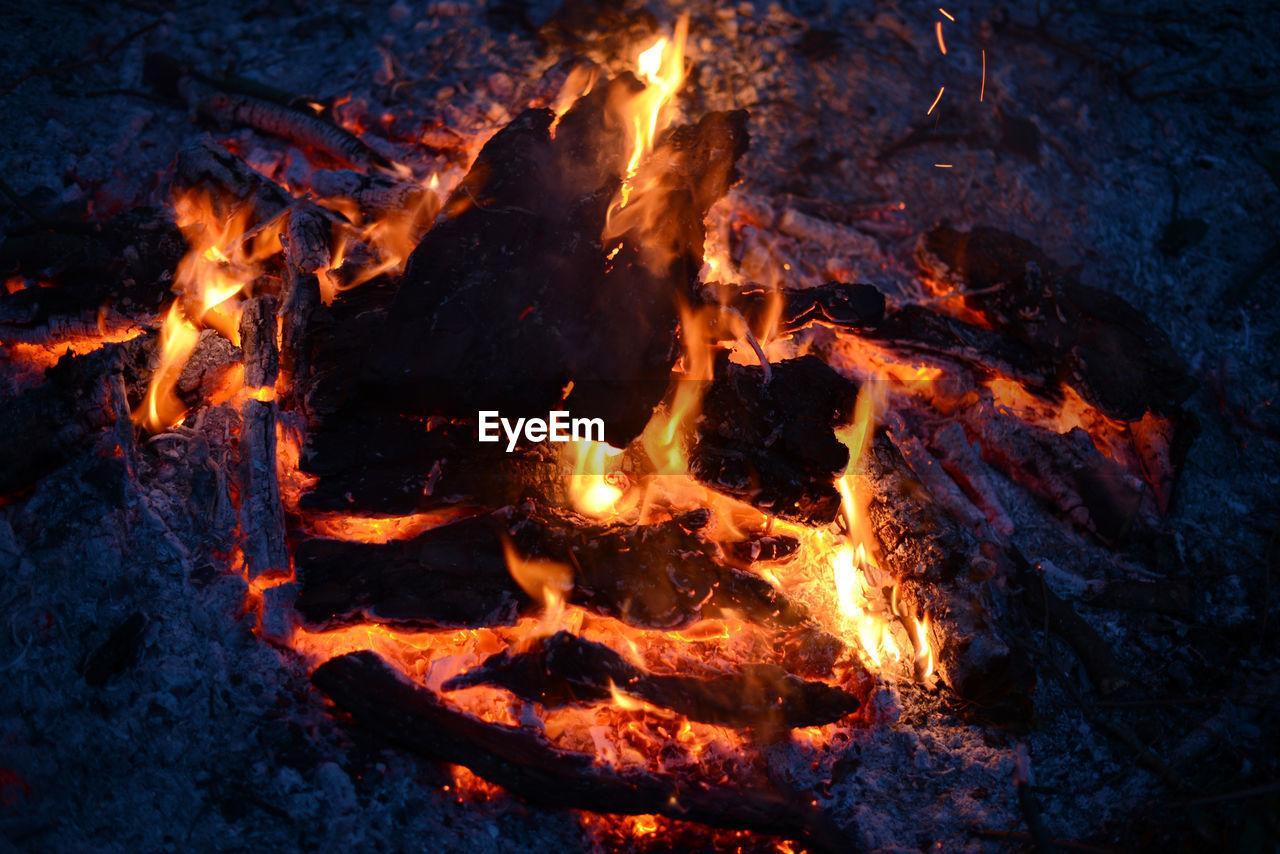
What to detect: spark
<box><xmin>927</xmin><ymin>86</ymin><xmax>945</xmax><ymax>115</ymax></box>
<box><xmin>939</xmin><ymin>7</ymin><xmax>955</xmax><ymax>21</ymax></box>
<box><xmin>936</xmin><ymin>21</ymin><xmax>947</xmax><ymax>55</ymax></box>
<box><xmin>935</xmin><ymin>164</ymin><xmax>953</xmax><ymax>168</ymax></box>
<box><xmin>980</xmin><ymin>49</ymin><xmax>986</xmax><ymax>102</ymax></box>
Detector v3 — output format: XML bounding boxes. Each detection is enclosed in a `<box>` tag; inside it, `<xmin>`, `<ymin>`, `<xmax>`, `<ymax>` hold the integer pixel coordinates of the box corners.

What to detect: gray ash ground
<box><xmin>2</xmin><ymin>1</ymin><xmax>1279</xmax><ymax>852</ymax></box>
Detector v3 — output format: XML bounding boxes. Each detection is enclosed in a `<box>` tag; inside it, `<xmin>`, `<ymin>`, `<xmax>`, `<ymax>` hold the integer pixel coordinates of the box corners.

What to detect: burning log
<box><xmin>174</xmin><ymin>137</ymin><xmax>335</xmax><ymax>260</ymax></box>
<box><xmin>237</xmin><ymin>296</ymin><xmax>287</xmax><ymax>580</ymax></box>
<box><xmin>313</xmin><ymin>650</ymin><xmax>851</xmax><ymax>853</ymax></box>
<box><xmin>359</xmin><ymin>93</ymin><xmax>749</xmax><ymax>447</ymax></box>
<box><xmin>175</xmin><ymin>329</ymin><xmax>240</xmax><ymax>409</ymax></box>
<box><xmin>691</xmin><ymin>354</ymin><xmax>857</xmax><ymax>524</ymax></box>
<box><xmin>442</xmin><ymin>630</ymin><xmax>865</xmax><ymax>732</ymax></box>
<box><xmin>294</xmin><ymin>510</ymin><xmax>814</xmax><ymax>633</ymax></box>
<box><xmin>0</xmin><ymin>344</ymin><xmax>131</xmax><ymax>496</ymax></box>
<box><xmin>861</xmin><ymin>431</ymin><xmax>1027</xmax><ymax>702</ymax></box>
<box><xmin>915</xmin><ymin>226</ymin><xmax>1196</xmax><ymax>421</ymax></box>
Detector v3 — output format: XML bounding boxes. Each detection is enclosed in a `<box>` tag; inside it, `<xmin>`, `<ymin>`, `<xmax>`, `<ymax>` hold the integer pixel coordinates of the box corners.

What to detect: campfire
<box><xmin>3</xmin><ymin>3</ymin><xmax>1277</xmax><ymax>852</ymax></box>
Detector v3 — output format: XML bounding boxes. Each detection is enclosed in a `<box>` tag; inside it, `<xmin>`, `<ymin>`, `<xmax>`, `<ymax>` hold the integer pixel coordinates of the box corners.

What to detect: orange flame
<box><xmin>132</xmin><ymin>302</ymin><xmax>200</xmax><ymax>432</ymax></box>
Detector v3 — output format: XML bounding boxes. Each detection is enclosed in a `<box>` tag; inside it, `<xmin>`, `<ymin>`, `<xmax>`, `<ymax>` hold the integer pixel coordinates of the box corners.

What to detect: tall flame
<box><xmin>132</xmin><ymin>302</ymin><xmax>200</xmax><ymax>432</ymax></box>
<box><xmin>501</xmin><ymin>537</ymin><xmax>573</xmax><ymax>640</ymax></box>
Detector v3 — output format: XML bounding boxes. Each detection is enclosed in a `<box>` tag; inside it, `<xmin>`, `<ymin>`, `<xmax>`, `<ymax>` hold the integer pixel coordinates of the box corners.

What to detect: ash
<box><xmin>1</xmin><ymin>1</ymin><xmax>1277</xmax><ymax>852</ymax></box>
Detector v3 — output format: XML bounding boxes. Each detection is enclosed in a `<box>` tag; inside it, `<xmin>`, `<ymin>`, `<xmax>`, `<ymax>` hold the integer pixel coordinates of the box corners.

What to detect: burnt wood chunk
<box><xmin>361</xmin><ymin>94</ymin><xmax>749</xmax><ymax>447</ymax></box>
<box><xmin>512</xmin><ymin>512</ymin><xmax>811</xmax><ymax>629</ymax></box>
<box><xmin>239</xmin><ymin>295</ymin><xmax>279</xmax><ymax>390</ymax></box>
<box><xmin>691</xmin><ymin>353</ymin><xmax>856</xmax><ymax>524</ymax></box>
<box><xmin>294</xmin><ymin>510</ymin><xmax>812</xmax><ymax>632</ymax></box>
<box><xmin>915</xmin><ymin>226</ymin><xmax>1195</xmax><ymax>420</ymax></box>
<box><xmin>313</xmin><ymin>651</ymin><xmax>850</xmax><ymax>853</ymax></box>
<box><xmin>443</xmin><ymin>630</ymin><xmax>863</xmax><ymax>731</ymax></box>
<box><xmin>294</xmin><ymin>514</ymin><xmax>525</xmax><ymax>630</ymax></box>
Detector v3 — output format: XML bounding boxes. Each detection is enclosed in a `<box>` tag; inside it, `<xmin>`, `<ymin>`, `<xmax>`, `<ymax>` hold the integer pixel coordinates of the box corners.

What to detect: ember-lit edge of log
<box><xmin>312</xmin><ymin>650</ymin><xmax>853</xmax><ymax>853</ymax></box>
<box><xmin>441</xmin><ymin>630</ymin><xmax>866</xmax><ymax>732</ymax></box>
<box><xmin>238</xmin><ymin>296</ymin><xmax>287</xmax><ymax>580</ymax></box>
<box><xmin>293</xmin><ymin>510</ymin><xmax>818</xmax><ymax>634</ymax></box>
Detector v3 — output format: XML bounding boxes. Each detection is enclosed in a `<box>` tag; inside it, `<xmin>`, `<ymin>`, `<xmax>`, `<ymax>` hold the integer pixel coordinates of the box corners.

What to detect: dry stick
<box><xmin>313</xmin><ymin>650</ymin><xmax>854</xmax><ymax>854</ymax></box>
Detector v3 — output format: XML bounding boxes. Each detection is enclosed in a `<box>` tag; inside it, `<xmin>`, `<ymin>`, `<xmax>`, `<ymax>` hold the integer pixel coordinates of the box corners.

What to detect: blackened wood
<box><xmin>512</xmin><ymin>511</ymin><xmax>812</xmax><ymax>630</ymax></box>
<box><xmin>147</xmin><ymin>54</ymin><xmax>393</xmax><ymax>171</ymax></box>
<box><xmin>312</xmin><ymin>650</ymin><xmax>853</xmax><ymax>853</ymax></box>
<box><xmin>915</xmin><ymin>226</ymin><xmax>1196</xmax><ymax>420</ymax></box>
<box><xmin>174</xmin><ymin>138</ymin><xmax>336</xmax><ymax>256</ymax></box>
<box><xmin>862</xmin><ymin>303</ymin><xmax>1053</xmax><ymax>390</ymax></box>
<box><xmin>238</xmin><ymin>398</ymin><xmax>287</xmax><ymax>579</ymax></box>
<box><xmin>294</xmin><ymin>510</ymin><xmax>812</xmax><ymax>632</ymax></box>
<box><xmin>239</xmin><ymin>295</ymin><xmax>279</xmax><ymax>390</ymax></box>
<box><xmin>729</xmin><ymin>534</ymin><xmax>801</xmax><ymax>564</ymax></box>
<box><xmin>691</xmin><ymin>353</ymin><xmax>856</xmax><ymax>524</ymax></box>
<box><xmin>293</xmin><ymin>513</ymin><xmax>528</xmax><ymax>630</ymax></box>
<box><xmin>443</xmin><ymin>630</ymin><xmax>863</xmax><ymax>731</ymax></box>
<box><xmin>361</xmin><ymin>99</ymin><xmax>749</xmax><ymax>448</ymax></box>
<box><xmin>959</xmin><ymin>395</ymin><xmax>1154</xmax><ymax>544</ymax></box>
<box><xmin>308</xmin><ymin>169</ymin><xmax>434</xmax><ymax>219</ymax></box>
<box><xmin>695</xmin><ymin>281</ymin><xmax>885</xmax><ymax>336</ymax></box>
<box><xmin>0</xmin><ymin>345</ymin><xmax>125</xmax><ymax>495</ymax></box>
<box><xmin>862</xmin><ymin>431</ymin><xmax>1029</xmax><ymax>704</ymax></box>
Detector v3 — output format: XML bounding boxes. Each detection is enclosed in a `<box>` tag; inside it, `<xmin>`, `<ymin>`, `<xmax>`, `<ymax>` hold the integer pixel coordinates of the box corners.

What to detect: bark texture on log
<box><xmin>237</xmin><ymin>297</ymin><xmax>286</xmax><ymax>579</ymax></box>
<box><xmin>313</xmin><ymin>650</ymin><xmax>853</xmax><ymax>853</ymax></box>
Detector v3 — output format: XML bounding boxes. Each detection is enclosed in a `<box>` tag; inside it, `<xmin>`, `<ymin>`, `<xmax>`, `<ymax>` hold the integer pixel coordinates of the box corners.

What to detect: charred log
<box><xmin>359</xmin><ymin>95</ymin><xmax>748</xmax><ymax>448</ymax></box>
<box><xmin>313</xmin><ymin>650</ymin><xmax>852</xmax><ymax>853</ymax></box>
<box><xmin>443</xmin><ymin>630</ymin><xmax>864</xmax><ymax>732</ymax></box>
<box><xmin>691</xmin><ymin>353</ymin><xmax>856</xmax><ymax>524</ymax></box>
<box><xmin>237</xmin><ymin>297</ymin><xmax>287</xmax><ymax>580</ymax></box>
<box><xmin>294</xmin><ymin>509</ymin><xmax>813</xmax><ymax>632</ymax></box>
<box><xmin>915</xmin><ymin>226</ymin><xmax>1196</xmax><ymax>421</ymax></box>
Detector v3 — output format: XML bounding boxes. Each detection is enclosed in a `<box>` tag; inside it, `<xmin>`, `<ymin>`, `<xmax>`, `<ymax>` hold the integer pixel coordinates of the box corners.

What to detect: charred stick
<box><xmin>280</xmin><ymin>264</ymin><xmax>323</xmax><ymax>413</ymax></box>
<box><xmin>313</xmin><ymin>651</ymin><xmax>853</xmax><ymax>853</ymax></box>
<box><xmin>237</xmin><ymin>297</ymin><xmax>286</xmax><ymax>580</ymax></box>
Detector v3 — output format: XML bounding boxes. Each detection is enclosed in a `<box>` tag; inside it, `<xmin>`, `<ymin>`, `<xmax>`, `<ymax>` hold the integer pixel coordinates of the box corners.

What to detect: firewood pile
<box><xmin>1</xmin><ymin>2</ymin><xmax>1277</xmax><ymax>852</ymax></box>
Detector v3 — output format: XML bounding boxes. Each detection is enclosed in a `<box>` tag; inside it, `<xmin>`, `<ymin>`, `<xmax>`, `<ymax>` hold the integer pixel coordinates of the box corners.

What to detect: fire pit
<box><xmin>2</xmin><ymin>1</ymin><xmax>1278</xmax><ymax>852</ymax></box>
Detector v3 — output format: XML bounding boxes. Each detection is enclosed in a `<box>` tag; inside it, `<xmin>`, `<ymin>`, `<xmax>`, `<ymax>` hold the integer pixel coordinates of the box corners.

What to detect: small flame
<box><xmin>132</xmin><ymin>302</ymin><xmax>200</xmax><ymax>433</ymax></box>
<box><xmin>501</xmin><ymin>537</ymin><xmax>573</xmax><ymax>639</ymax></box>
